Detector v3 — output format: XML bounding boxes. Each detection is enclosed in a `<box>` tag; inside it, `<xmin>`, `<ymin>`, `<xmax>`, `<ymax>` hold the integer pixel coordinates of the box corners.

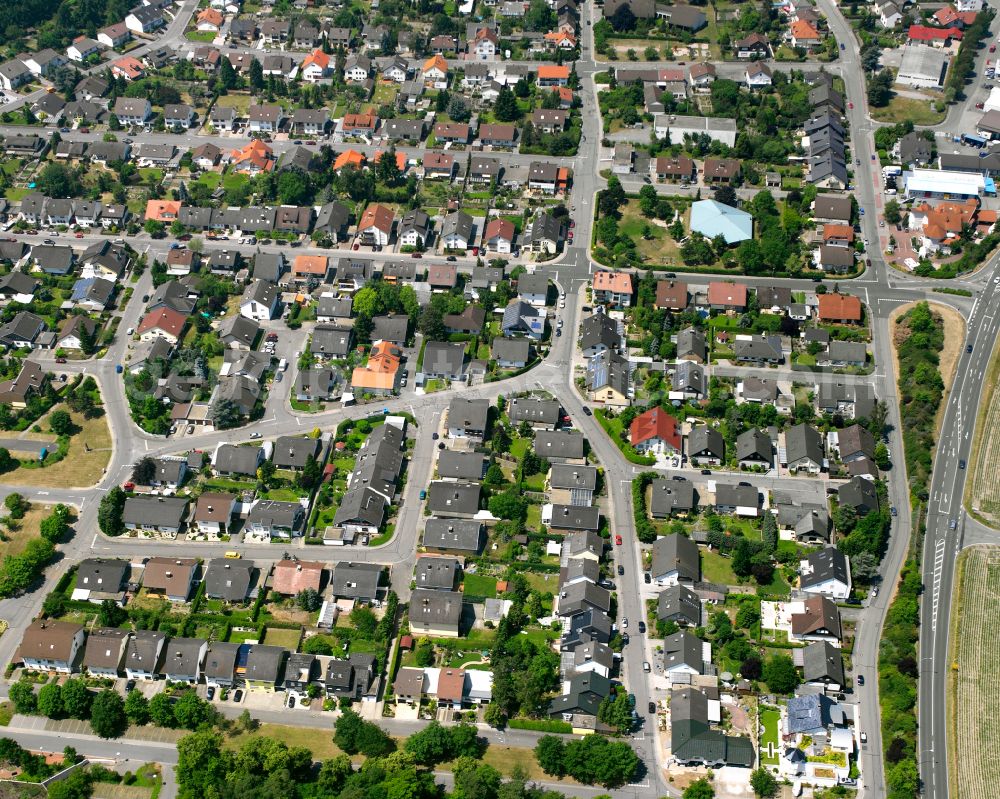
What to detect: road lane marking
<box><xmin>931</xmin><ymin>538</ymin><xmax>947</xmax><ymax>632</ymax></box>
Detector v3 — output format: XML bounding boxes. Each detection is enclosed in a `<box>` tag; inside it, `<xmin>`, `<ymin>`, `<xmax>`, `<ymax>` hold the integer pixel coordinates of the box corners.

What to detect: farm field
<box><xmin>949</xmin><ymin>545</ymin><xmax>1000</xmax><ymax>799</ymax></box>
<box><xmin>966</xmin><ymin>325</ymin><xmax>1000</xmax><ymax>527</ymax></box>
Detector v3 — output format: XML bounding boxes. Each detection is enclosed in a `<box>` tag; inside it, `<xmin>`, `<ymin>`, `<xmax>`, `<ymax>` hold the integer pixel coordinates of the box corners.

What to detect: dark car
<box><xmin>638</xmin><ymin>621</ymin><xmax>646</xmax><ymax>633</ymax></box>
<box><xmin>891</xmin><ymin>506</ymin><xmax>898</xmax><ymax>517</ymax></box>
<box><xmin>857</xmin><ymin>675</ymin><xmax>865</xmax><ymax>686</ymax></box>
<box><xmin>233</xmin><ymin>689</ymin><xmax>243</xmax><ymax>702</ymax></box>
<box><xmin>701</xmin><ymin>469</ymin><xmax>712</xmax><ymax>475</ymax></box>
<box><xmin>644</xmin><ymin>572</ymin><xmax>651</xmax><ymax>584</ymax></box>
<box><xmin>672</xmin><ymin>475</ymin><xmax>686</xmax><ymax>482</ymax></box>
<box><xmin>648</xmin><ymin>701</ymin><xmax>657</xmax><ymax>714</ymax></box>
<box><xmin>125</xmin><ymin>680</ymin><xmax>136</xmax><ymax>693</ymax></box>
<box><xmin>617</xmin><ymin>564</ymin><xmax>624</xmax><ymax>576</ymax></box>
<box><xmin>446</xmin><ymin>255</ymin><xmax>457</xmax><ymax>261</ymax></box>
<box><xmin>583</xmin><ymin>407</ymin><xmax>592</xmax><ymax>416</ymax></box>
<box><xmin>432</xmin><ymin>432</ymin><xmax>439</xmax><ymax>440</ymax></box>
<box><xmin>206</xmin><ymin>686</ymin><xmax>215</xmax><ymax>700</ymax></box>
<box><xmin>967</xmin><ymin>344</ymin><xmax>974</xmax><ymax>353</ymax></box>
<box><xmin>960</xmin><ymin>459</ymin><xmax>966</xmax><ymax>469</ymax></box>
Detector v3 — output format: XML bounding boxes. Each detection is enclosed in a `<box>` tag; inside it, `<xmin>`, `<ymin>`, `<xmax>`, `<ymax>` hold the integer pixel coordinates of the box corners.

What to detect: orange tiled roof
<box><xmin>791</xmin><ymin>19</ymin><xmax>821</xmax><ymax>39</ymax></box>
<box><xmin>374</xmin><ymin>150</ymin><xmax>406</xmax><ymax>172</ymax></box>
<box><xmin>145</xmin><ymin>200</ymin><xmax>182</xmax><ymax>222</ymax></box>
<box><xmin>302</xmin><ymin>48</ymin><xmax>331</xmax><ymax>70</ymax></box>
<box><xmin>333</xmin><ymin>149</ymin><xmax>366</xmax><ymax>170</ymax></box>
<box><xmin>822</xmin><ymin>224</ymin><xmax>854</xmax><ymax>242</ymax></box>
<box><xmin>230</xmin><ymin>139</ymin><xmax>274</xmax><ymax>173</ymax></box>
<box><xmin>816</xmin><ymin>293</ymin><xmax>862</xmax><ymax>321</ymax></box>
<box><xmin>359</xmin><ymin>203</ymin><xmax>394</xmax><ymax>233</ymax></box>
<box><xmin>343</xmin><ymin>110</ymin><xmax>376</xmax><ymax>130</ymax></box>
<box><xmin>197</xmin><ymin>8</ymin><xmax>224</xmax><ymax>26</ymax></box>
<box><xmin>593</xmin><ymin>269</ymin><xmax>633</xmax><ymax>294</ymax></box>
<box><xmin>423</xmin><ymin>54</ymin><xmax>448</xmax><ymax>74</ymax></box>
<box><xmin>538</xmin><ymin>64</ymin><xmax>570</xmax><ymax>80</ymax></box>
<box><xmin>293</xmin><ymin>254</ymin><xmax>329</xmax><ymax>275</ymax></box>
<box><xmin>352</xmin><ymin>340</ymin><xmax>402</xmax><ymax>390</ymax></box>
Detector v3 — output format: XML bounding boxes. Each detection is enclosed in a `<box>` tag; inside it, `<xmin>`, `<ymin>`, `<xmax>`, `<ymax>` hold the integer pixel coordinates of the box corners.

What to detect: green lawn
<box><xmin>701</xmin><ymin>549</ymin><xmax>738</xmax><ymax>585</ymax></box>
<box><xmin>526</xmin><ymin>503</ymin><xmax>542</xmax><ymax>530</ymax></box>
<box><xmin>463</xmin><ymin>573</ymin><xmax>498</xmax><ymax>598</ymax></box>
<box><xmin>523</xmin><ymin>472</ymin><xmax>546</xmax><ymax>492</ymax></box>
<box><xmin>509</xmin><ymin>437</ymin><xmax>530</xmax><ymax>460</ymax></box>
<box><xmin>138</xmin><ymin>167</ymin><xmax>164</xmax><ymax>184</ymax></box>
<box><xmin>870</xmin><ymin>96</ymin><xmax>946</xmax><ymax>125</ymax></box>
<box><xmin>760</xmin><ymin>706</ymin><xmax>780</xmax><ymax>766</ymax></box>
<box><xmin>185</xmin><ymin>30</ymin><xmax>218</xmax><ymax>41</ymax></box>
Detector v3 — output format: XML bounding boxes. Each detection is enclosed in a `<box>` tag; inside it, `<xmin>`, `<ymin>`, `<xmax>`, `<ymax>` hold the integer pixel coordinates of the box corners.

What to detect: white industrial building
<box><xmin>653</xmin><ymin>114</ymin><xmax>737</xmax><ymax>147</ymax></box>
<box><xmin>896</xmin><ymin>45</ymin><xmax>950</xmax><ymax>89</ymax></box>
<box><xmin>902</xmin><ymin>169</ymin><xmax>989</xmax><ymax>200</ymax></box>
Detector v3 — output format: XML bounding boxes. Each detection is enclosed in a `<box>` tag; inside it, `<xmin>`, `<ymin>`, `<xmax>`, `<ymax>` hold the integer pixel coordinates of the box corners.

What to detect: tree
<box><xmin>174</xmin><ymin>692</ymin><xmax>214</xmax><ymax>730</ymax></box>
<box><xmin>90</xmin><ymin>690</ymin><xmax>127</xmax><ymax>738</ymax></box>
<box><xmin>762</xmin><ymin>654</ymin><xmax>799</xmax><ymax>694</ymax></box>
<box><xmin>37</xmin><ymin>683</ymin><xmax>64</xmax><ymax>718</ymax></box>
<box><xmin>484</xmin><ymin>701</ymin><xmax>507</xmax><ymax>729</ymax></box>
<box><xmin>741</xmin><ymin>653</ymin><xmax>763</xmax><ymax>680</ymax></box>
<box><xmin>277</xmin><ymin>169</ymin><xmax>312</xmax><ymax>206</ymax></box>
<box><xmin>334</xmin><ymin>709</ymin><xmax>394</xmax><ymax>756</ymax></box>
<box><xmin>405</xmin><ymin>720</ymin><xmax>453</xmax><ymax>765</ymax></box>
<box><xmin>875</xmin><ymin>441</ymin><xmax>891</xmax><ymax>470</ymax></box>
<box><xmin>447</xmin><ymin>96</ymin><xmax>470</xmax><ymax>122</ymax></box>
<box><xmin>683</xmin><ymin>779</ymin><xmax>716</xmax><ymax>799</ymax></box>
<box><xmin>249</xmin><ymin>57</ymin><xmax>264</xmax><ymax>91</ymax></box>
<box><xmin>534</xmin><ymin>736</ymin><xmax>566</xmax><ymax>777</ymax></box>
<box><xmin>488</xmin><ymin>490</ymin><xmax>526</xmax><ymax>522</ymax></box>
<box><xmin>47</xmin><ymin>770</ymin><xmax>92</xmax><ymax>799</ymax></box>
<box><xmin>317</xmin><ymin>755</ymin><xmax>353</xmax><ymax>795</ymax></box>
<box><xmin>484</xmin><ymin>463</ymin><xmax>505</xmax><ymax>485</ymax></box>
<box><xmin>761</xmin><ymin>512</ymin><xmax>778</xmax><ymax>554</ymax></box>
<box><xmin>750</xmin><ymin>767</ymin><xmax>778</xmax><ymax>798</ymax></box>
<box><xmin>98</xmin><ymin>486</ymin><xmax>127</xmax><ymax>537</ymax></box>
<box><xmin>49</xmin><ymin>409</ymin><xmax>72</xmax><ymax>436</ymax></box>
<box><xmin>61</xmin><ymin>679</ymin><xmax>91</xmax><ymax>719</ymax></box>
<box><xmin>212</xmin><ymin>398</ymin><xmax>242</xmax><ymax>430</ymax></box>
<box><xmin>732</xmin><ymin>537</ymin><xmax>753</xmax><ymax>576</ymax></box>
<box><xmin>4</xmin><ymin>493</ymin><xmax>27</xmax><ymax>520</ymax></box>
<box><xmin>9</xmin><ymin>681</ymin><xmax>36</xmax><ymax>714</ymax></box>
<box><xmin>598</xmin><ymin>691</ymin><xmax>633</xmax><ymax>734</ymax></box>
<box><xmin>297</xmin><ymin>454</ymin><xmax>322</xmax><ymax>490</ymax></box>
<box><xmin>349</xmin><ymin>606</ymin><xmax>377</xmax><ymax>638</ymax></box>
<box><xmin>0</xmin><ymin>448</ymin><xmax>15</xmax><ymax>472</ymax></box>
<box><xmin>124</xmin><ymin>689</ymin><xmax>149</xmax><ymax>725</ymax></box>
<box><xmin>296</xmin><ymin>587</ymin><xmax>322</xmax><ymax>611</ymax></box>
<box><xmin>131</xmin><ymin>456</ymin><xmax>156</xmax><ymax>485</ymax></box>
<box><xmin>494</xmin><ymin>85</ymin><xmax>520</xmax><ymax>122</ymax></box>
<box><xmin>884</xmin><ymin>199</ymin><xmax>901</xmax><ymax>225</ymax></box>
<box><xmin>149</xmin><ymin>692</ymin><xmax>175</xmax><ymax>727</ymax></box>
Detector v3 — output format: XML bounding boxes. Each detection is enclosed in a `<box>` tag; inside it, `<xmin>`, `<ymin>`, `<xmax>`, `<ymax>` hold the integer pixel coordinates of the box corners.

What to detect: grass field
<box><xmin>701</xmin><ymin>549</ymin><xmax>737</xmax><ymax>585</ymax></box>
<box><xmin>966</xmin><ymin>319</ymin><xmax>1000</xmax><ymax>526</ymax></box>
<box><xmin>0</xmin><ymin>504</ymin><xmax>58</xmax><ymax>560</ymax></box>
<box><xmin>948</xmin><ymin>545</ymin><xmax>1000</xmax><ymax>799</ymax></box>
<box><xmin>618</xmin><ymin>200</ymin><xmax>685</xmax><ymax>267</ymax></box>
<box><xmin>871</xmin><ymin>96</ymin><xmax>946</xmax><ymax>125</ymax></box>
<box><xmin>2</xmin><ymin>406</ymin><xmax>112</xmax><ymax>488</ymax></box>
<box><xmin>226</xmin><ymin>723</ymin><xmax>353</xmax><ymax>761</ymax></box>
<box><xmin>462</xmin><ymin>573</ymin><xmax>497</xmax><ymax>598</ymax></box>
<box><xmin>759</xmin><ymin>706</ymin><xmax>780</xmax><ymax>766</ymax></box>
<box><xmin>262</xmin><ymin>627</ymin><xmax>302</xmax><ymax>650</ymax></box>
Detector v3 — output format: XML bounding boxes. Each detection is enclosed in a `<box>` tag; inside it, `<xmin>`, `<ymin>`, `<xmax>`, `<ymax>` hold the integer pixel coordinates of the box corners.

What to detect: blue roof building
<box><xmin>690</xmin><ymin>200</ymin><xmax>753</xmax><ymax>244</ymax></box>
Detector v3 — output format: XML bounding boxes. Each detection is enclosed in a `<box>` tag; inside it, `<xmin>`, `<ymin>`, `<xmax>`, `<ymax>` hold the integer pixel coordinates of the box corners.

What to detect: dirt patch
<box><xmin>888</xmin><ymin>300</ymin><xmax>965</xmax><ymax>436</ymax></box>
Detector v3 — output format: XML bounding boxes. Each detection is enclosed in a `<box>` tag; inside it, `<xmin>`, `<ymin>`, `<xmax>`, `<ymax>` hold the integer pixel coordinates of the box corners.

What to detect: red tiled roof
<box><xmin>629</xmin><ymin>407</ymin><xmax>681</xmax><ymax>449</ymax></box>
<box><xmin>816</xmin><ymin>293</ymin><xmax>863</xmax><ymax>321</ymax></box>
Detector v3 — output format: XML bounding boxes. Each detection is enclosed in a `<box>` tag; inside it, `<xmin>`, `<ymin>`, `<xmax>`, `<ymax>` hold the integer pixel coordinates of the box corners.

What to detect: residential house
<box><xmin>124</xmin><ymin>630</ymin><xmax>166</xmax><ymax>680</ymax></box>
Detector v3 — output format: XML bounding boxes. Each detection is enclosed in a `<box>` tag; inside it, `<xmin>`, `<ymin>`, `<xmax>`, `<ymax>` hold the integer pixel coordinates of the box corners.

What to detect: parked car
<box><xmin>642</xmin><ymin>661</ymin><xmax>650</xmax><ymax>672</ymax></box>
<box><xmin>648</xmin><ymin>701</ymin><xmax>657</xmax><ymax>714</ymax></box>
<box><xmin>615</xmin><ymin>534</ymin><xmax>623</xmax><ymax>545</ymax></box>
<box><xmin>644</xmin><ymin>573</ymin><xmax>651</xmax><ymax>584</ymax></box>
<box><xmin>621</xmin><ymin>618</ymin><xmax>628</xmax><ymax>628</ymax></box>
<box><xmin>206</xmin><ymin>686</ymin><xmax>215</xmax><ymax>700</ymax></box>
<box><xmin>233</xmin><ymin>689</ymin><xmax>243</xmax><ymax>703</ymax></box>
<box><xmin>617</xmin><ymin>565</ymin><xmax>624</xmax><ymax>576</ymax></box>
<box><xmin>856</xmin><ymin>675</ymin><xmax>864</xmax><ymax>686</ymax></box>
<box><xmin>638</xmin><ymin>621</ymin><xmax>646</xmax><ymax>633</ymax></box>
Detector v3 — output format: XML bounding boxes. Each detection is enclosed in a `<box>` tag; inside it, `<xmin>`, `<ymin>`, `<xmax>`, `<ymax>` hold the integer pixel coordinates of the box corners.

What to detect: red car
<box><xmin>615</xmin><ymin>535</ymin><xmax>623</xmax><ymax>546</ymax></box>
<box><xmin>123</xmin><ymin>482</ymin><xmax>135</xmax><ymax>491</ymax></box>
<box><xmin>411</xmin><ymin>252</ymin><xmax>422</xmax><ymax>258</ymax></box>
<box><xmin>568</xmin><ymin>232</ymin><xmax>574</xmax><ymax>241</ymax></box>
<box><xmin>569</xmin><ymin>220</ymin><xmax>576</xmax><ymax>229</ymax></box>
<box><xmin>848</xmin><ymin>102</ymin><xmax>853</xmax><ymax>109</ymax></box>
<box><xmin>55</xmin><ymin>357</ymin><xmax>67</xmax><ymax>363</ymax></box>
<box><xmin>74</xmin><ymin>232</ymin><xmax>84</xmax><ymax>238</ymax></box>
